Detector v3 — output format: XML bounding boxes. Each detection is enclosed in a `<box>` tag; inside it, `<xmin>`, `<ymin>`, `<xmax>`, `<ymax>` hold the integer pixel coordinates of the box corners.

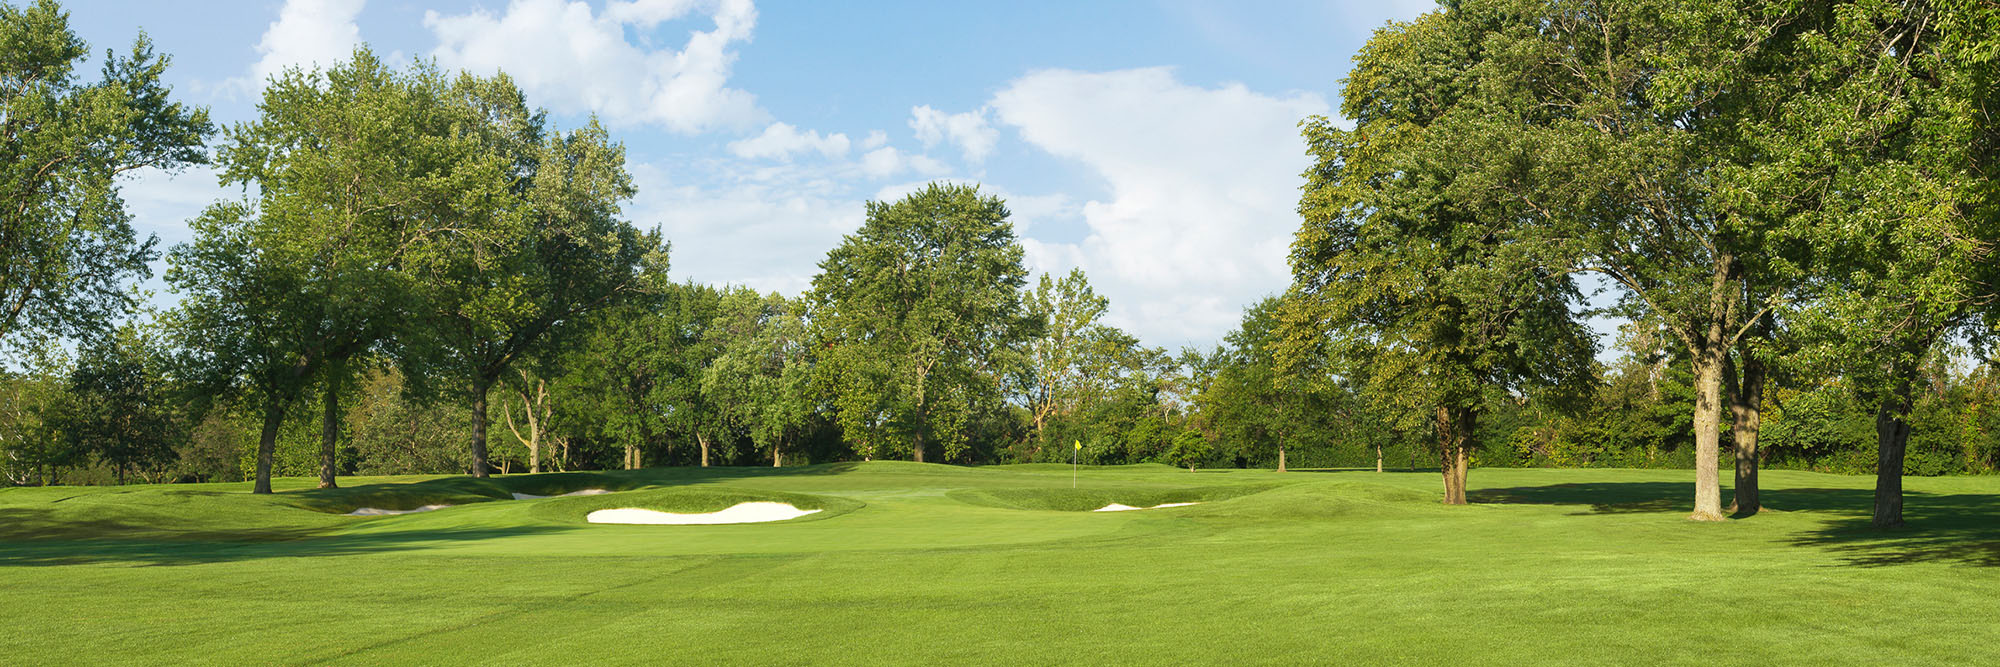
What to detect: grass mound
<box><xmin>493</xmin><ymin>471</ymin><xmax>651</xmax><ymax>497</ymax></box>
<box><xmin>0</xmin><ymin>487</ymin><xmax>352</xmax><ymax>542</ymax></box>
<box><xmin>290</xmin><ymin>477</ymin><xmax>510</xmax><ymax>515</ymax></box>
<box><xmin>526</xmin><ymin>486</ymin><xmax>863</xmax><ymax>524</ymax></box>
<box><xmin>1189</xmin><ymin>481</ymin><xmax>1447</xmax><ymax>520</ymax></box>
<box><xmin>995</xmin><ymin>462</ymin><xmax>1180</xmax><ymax>473</ymax></box>
<box><xmin>293</xmin><ymin>471</ymin><xmax>657</xmax><ymax>515</ymax></box>
<box><xmin>947</xmin><ymin>483</ymin><xmax>1277</xmax><ymax>512</ymax></box>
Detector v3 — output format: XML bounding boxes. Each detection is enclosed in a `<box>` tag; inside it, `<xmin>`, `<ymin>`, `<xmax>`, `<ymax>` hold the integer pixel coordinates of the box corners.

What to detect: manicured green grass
<box><xmin>4</xmin><ymin>463</ymin><xmax>1999</xmax><ymax>665</ymax></box>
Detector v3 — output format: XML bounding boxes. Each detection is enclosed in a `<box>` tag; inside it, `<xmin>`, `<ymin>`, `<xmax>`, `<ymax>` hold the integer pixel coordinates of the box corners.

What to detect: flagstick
<box><xmin>1072</xmin><ymin>440</ymin><xmax>1082</xmax><ymax>488</ymax></box>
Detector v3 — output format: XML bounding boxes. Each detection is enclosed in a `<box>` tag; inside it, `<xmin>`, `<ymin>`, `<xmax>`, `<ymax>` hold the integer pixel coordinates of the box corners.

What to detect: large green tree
<box><xmin>45</xmin><ymin>324</ymin><xmax>181</xmax><ymax>483</ymax></box>
<box><xmin>553</xmin><ymin>302</ymin><xmax>668</xmax><ymax>470</ymax></box>
<box><xmin>808</xmin><ymin>184</ymin><xmax>1032</xmax><ymax>463</ymax></box>
<box><xmin>167</xmin><ymin>201</ymin><xmax>312</xmax><ymax>494</ymax></box>
<box><xmin>399</xmin><ymin>74</ymin><xmax>665</xmax><ymax>478</ymax></box>
<box><xmin>1021</xmin><ymin>269</ymin><xmax>1106</xmax><ymax>449</ymax></box>
<box><xmin>0</xmin><ymin>0</ymin><xmax>209</xmax><ymax>347</ymax></box>
<box><xmin>548</xmin><ymin>281</ymin><xmax>740</xmax><ymax>471</ymax></box>
<box><xmin>234</xmin><ymin>50</ymin><xmax>493</xmax><ymax>490</ymax></box>
<box><xmin>1018</xmin><ymin>268</ymin><xmax>1157</xmax><ymax>458</ymax></box>
<box><xmin>1288</xmin><ymin>8</ymin><xmax>1596</xmax><ymax>504</ymax></box>
<box><xmin>171</xmin><ymin>50</ymin><xmax>495</xmax><ymax>493</ymax></box>
<box><xmin>1771</xmin><ymin>2</ymin><xmax>2000</xmax><ymax>528</ymax></box>
<box><xmin>703</xmin><ymin>288</ymin><xmax>812</xmax><ymax>466</ymax></box>
<box><xmin>652</xmin><ymin>282</ymin><xmax>729</xmax><ymax>467</ymax></box>
<box><xmin>1433</xmin><ymin>0</ymin><xmax>1831</xmax><ymax>519</ymax></box>
<box><xmin>1203</xmin><ymin>297</ymin><xmax>1342</xmax><ymax>473</ymax></box>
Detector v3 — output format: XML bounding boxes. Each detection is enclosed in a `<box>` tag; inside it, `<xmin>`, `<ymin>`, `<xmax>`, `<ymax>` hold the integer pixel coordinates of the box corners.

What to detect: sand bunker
<box><xmin>345</xmin><ymin>504</ymin><xmax>452</xmax><ymax>516</ymax></box>
<box><xmin>586</xmin><ymin>502</ymin><xmax>822</xmax><ymax>525</ymax></box>
<box><xmin>510</xmin><ymin>488</ymin><xmax>610</xmax><ymax>500</ymax></box>
<box><xmin>1093</xmin><ymin>502</ymin><xmax>1200</xmax><ymax>512</ymax></box>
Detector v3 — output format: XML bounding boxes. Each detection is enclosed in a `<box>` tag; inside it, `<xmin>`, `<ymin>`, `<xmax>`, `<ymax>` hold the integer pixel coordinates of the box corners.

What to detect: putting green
<box><xmin>3</xmin><ymin>463</ymin><xmax>1999</xmax><ymax>664</ymax></box>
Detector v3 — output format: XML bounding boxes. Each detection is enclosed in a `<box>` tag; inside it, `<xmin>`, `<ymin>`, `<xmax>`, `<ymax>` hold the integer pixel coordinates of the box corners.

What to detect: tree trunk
<box><xmin>1277</xmin><ymin>445</ymin><xmax>1287</xmax><ymax>472</ymax></box>
<box><xmin>912</xmin><ymin>435</ymin><xmax>925</xmax><ymax>463</ymax></box>
<box><xmin>529</xmin><ymin>379</ymin><xmax>544</xmax><ymax>474</ymax></box>
<box><xmin>1437</xmin><ymin>406</ymin><xmax>1473</xmax><ymax>505</ymax></box>
<box><xmin>318</xmin><ymin>371</ymin><xmax>341</xmax><ymax>489</ymax></box>
<box><xmin>1727</xmin><ymin>354</ymin><xmax>1764</xmax><ymax>516</ymax></box>
<box><xmin>1873</xmin><ymin>371</ymin><xmax>1915</xmax><ymax>529</ymax></box>
<box><xmin>469</xmin><ymin>375</ymin><xmax>492</xmax><ymax>478</ymax></box>
<box><xmin>1453</xmin><ymin>442</ymin><xmax>1469</xmax><ymax>501</ymax></box>
<box><xmin>773</xmin><ymin>444</ymin><xmax>783</xmax><ymax>467</ymax></box>
<box><xmin>1439</xmin><ymin>446</ymin><xmax>1463</xmax><ymax>505</ymax></box>
<box><xmin>1456</xmin><ymin>410</ymin><xmax>1474</xmax><ymax>502</ymax></box>
<box><xmin>1376</xmin><ymin>444</ymin><xmax>1383</xmax><ymax>473</ymax></box>
<box><xmin>521</xmin><ymin>390</ymin><xmax>541</xmax><ymax>474</ymax></box>
<box><xmin>698</xmin><ymin>432</ymin><xmax>711</xmax><ymax>467</ymax></box>
<box><xmin>253</xmin><ymin>400</ymin><xmax>284</xmax><ymax>495</ymax></box>
<box><xmin>1689</xmin><ymin>341</ymin><xmax>1728</xmax><ymax>521</ymax></box>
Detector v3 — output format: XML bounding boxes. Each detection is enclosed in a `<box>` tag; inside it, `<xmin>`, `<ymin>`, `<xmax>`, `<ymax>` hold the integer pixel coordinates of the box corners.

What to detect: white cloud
<box><xmin>861</xmin><ymin>130</ymin><xmax>889</xmax><ymax>150</ymax></box>
<box><xmin>1003</xmin><ymin>192</ymin><xmax>1081</xmax><ymax>234</ymax></box>
<box><xmin>858</xmin><ymin>146</ymin><xmax>949</xmax><ymax>180</ymax></box>
<box><xmin>989</xmin><ymin>67</ymin><xmax>1329</xmax><ymax>346</ymax></box>
<box><xmin>231</xmin><ymin>0</ymin><xmax>366</xmax><ymax>93</ymax></box>
<box><xmin>728</xmin><ymin>122</ymin><xmax>851</xmax><ymax>160</ymax></box>
<box><xmin>116</xmin><ymin>166</ymin><xmax>234</xmax><ymax>309</ymax></box>
<box><xmin>626</xmin><ymin>161</ymin><xmax>864</xmax><ymax>296</ymax></box>
<box><xmin>120</xmin><ymin>167</ymin><xmax>230</xmax><ymax>249</ymax></box>
<box><xmin>870</xmin><ymin>181</ymin><xmax>1075</xmax><ymax>235</ymax></box>
<box><xmin>423</xmin><ymin>0</ymin><xmax>765</xmax><ymax>134</ymax></box>
<box><xmin>909</xmin><ymin>105</ymin><xmax>999</xmax><ymax>164</ymax></box>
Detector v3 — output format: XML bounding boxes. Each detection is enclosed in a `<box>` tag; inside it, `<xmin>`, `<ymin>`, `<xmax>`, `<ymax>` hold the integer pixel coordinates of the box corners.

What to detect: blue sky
<box><xmin>63</xmin><ymin>0</ymin><xmax>1442</xmax><ymax>351</ymax></box>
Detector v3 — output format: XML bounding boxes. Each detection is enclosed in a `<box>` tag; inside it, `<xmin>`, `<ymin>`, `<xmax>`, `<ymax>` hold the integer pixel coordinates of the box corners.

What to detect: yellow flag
<box><xmin>1074</xmin><ymin>440</ymin><xmax>1081</xmax><ymax>450</ymax></box>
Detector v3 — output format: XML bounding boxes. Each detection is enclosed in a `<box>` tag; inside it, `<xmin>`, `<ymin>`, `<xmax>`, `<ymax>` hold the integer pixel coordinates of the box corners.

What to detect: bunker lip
<box><xmin>586</xmin><ymin>502</ymin><xmax>822</xmax><ymax>525</ymax></box>
<box><xmin>510</xmin><ymin>488</ymin><xmax>611</xmax><ymax>500</ymax></box>
<box><xmin>345</xmin><ymin>504</ymin><xmax>452</xmax><ymax>516</ymax></box>
<box><xmin>345</xmin><ymin>488</ymin><xmax>614</xmax><ymax>516</ymax></box>
<box><xmin>1093</xmin><ymin>502</ymin><xmax>1200</xmax><ymax>512</ymax></box>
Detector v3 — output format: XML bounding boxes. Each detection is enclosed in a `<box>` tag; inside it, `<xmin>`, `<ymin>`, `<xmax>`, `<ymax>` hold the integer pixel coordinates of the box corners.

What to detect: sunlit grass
<box><xmin>3</xmin><ymin>464</ymin><xmax>1997</xmax><ymax>664</ymax></box>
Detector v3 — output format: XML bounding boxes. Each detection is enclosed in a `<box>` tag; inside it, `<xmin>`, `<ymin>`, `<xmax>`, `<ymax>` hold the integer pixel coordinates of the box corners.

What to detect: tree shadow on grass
<box><xmin>1467</xmin><ymin>482</ymin><xmax>1881</xmax><ymax>514</ymax></box>
<box><xmin>0</xmin><ymin>463</ymin><xmax>885</xmax><ymax>568</ymax></box>
<box><xmin>1469</xmin><ymin>481</ymin><xmax>1699</xmax><ymax>513</ymax></box>
<box><xmin>1787</xmin><ymin>493</ymin><xmax>2000</xmax><ymax>568</ymax></box>
<box><xmin>0</xmin><ymin>507</ymin><xmax>570</xmax><ymax>567</ymax></box>
<box><xmin>285</xmin><ymin>462</ymin><xmax>875</xmax><ymax>513</ymax></box>
<box><xmin>1468</xmin><ymin>481</ymin><xmax>2000</xmax><ymax>567</ymax></box>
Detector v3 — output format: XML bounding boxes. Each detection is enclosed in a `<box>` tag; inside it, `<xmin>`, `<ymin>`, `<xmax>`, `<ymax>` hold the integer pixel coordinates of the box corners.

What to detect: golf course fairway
<box><xmin>4</xmin><ymin>462</ymin><xmax>1998</xmax><ymax>664</ymax></box>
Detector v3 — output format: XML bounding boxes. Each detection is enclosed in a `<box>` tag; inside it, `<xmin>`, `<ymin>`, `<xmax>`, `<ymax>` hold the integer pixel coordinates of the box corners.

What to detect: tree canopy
<box><xmin>807</xmin><ymin>184</ymin><xmax>1033</xmax><ymax>463</ymax></box>
<box><xmin>0</xmin><ymin>0</ymin><xmax>209</xmax><ymax>348</ymax></box>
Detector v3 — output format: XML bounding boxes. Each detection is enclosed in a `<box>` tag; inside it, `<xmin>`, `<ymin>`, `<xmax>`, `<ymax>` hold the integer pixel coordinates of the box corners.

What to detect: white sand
<box><xmin>586</xmin><ymin>502</ymin><xmax>822</xmax><ymax>525</ymax></box>
<box><xmin>1092</xmin><ymin>502</ymin><xmax>1200</xmax><ymax>512</ymax></box>
<box><xmin>510</xmin><ymin>488</ymin><xmax>611</xmax><ymax>500</ymax></box>
<box><xmin>345</xmin><ymin>504</ymin><xmax>452</xmax><ymax>516</ymax></box>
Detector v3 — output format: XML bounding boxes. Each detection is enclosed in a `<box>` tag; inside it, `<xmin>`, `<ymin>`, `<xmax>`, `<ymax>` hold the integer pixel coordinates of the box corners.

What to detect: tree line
<box><xmin>5</xmin><ymin>1</ymin><xmax>2000</xmax><ymax>531</ymax></box>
